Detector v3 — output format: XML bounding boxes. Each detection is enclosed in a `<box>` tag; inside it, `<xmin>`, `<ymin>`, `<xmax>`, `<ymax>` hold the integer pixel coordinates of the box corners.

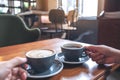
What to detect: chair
<box><xmin>63</xmin><ymin>9</ymin><xmax>78</xmax><ymax>39</ymax></box>
<box><xmin>0</xmin><ymin>14</ymin><xmax>41</xmax><ymax>47</ymax></box>
<box><xmin>42</xmin><ymin>9</ymin><xmax>65</xmax><ymax>38</ymax></box>
<box><xmin>68</xmin><ymin>9</ymin><xmax>78</xmax><ymax>25</ymax></box>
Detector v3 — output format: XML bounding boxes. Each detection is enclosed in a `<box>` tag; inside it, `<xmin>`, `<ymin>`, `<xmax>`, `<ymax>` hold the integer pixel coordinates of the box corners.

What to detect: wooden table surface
<box><xmin>0</xmin><ymin>38</ymin><xmax>119</xmax><ymax>80</ymax></box>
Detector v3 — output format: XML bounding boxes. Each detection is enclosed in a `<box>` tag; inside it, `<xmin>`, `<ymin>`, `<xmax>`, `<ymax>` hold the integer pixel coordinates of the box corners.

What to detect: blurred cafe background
<box><xmin>0</xmin><ymin>0</ymin><xmax>120</xmax><ymax>49</ymax></box>
<box><xmin>0</xmin><ymin>0</ymin><xmax>120</xmax><ymax>80</ymax></box>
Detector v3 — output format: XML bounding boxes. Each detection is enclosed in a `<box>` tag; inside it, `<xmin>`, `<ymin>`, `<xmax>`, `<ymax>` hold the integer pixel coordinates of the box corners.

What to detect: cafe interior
<box><xmin>0</xmin><ymin>0</ymin><xmax>120</xmax><ymax>80</ymax></box>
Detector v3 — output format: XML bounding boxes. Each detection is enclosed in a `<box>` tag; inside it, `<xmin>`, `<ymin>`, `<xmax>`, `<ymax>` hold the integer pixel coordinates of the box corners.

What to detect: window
<box><xmin>61</xmin><ymin>0</ymin><xmax>98</xmax><ymax>17</ymax></box>
<box><xmin>79</xmin><ymin>0</ymin><xmax>98</xmax><ymax>17</ymax></box>
<box><xmin>14</xmin><ymin>1</ymin><xmax>21</xmax><ymax>14</ymax></box>
<box><xmin>0</xmin><ymin>0</ymin><xmax>8</xmax><ymax>13</ymax></box>
<box><xmin>24</xmin><ymin>2</ymin><xmax>29</xmax><ymax>9</ymax></box>
<box><xmin>62</xmin><ymin>0</ymin><xmax>76</xmax><ymax>14</ymax></box>
<box><xmin>0</xmin><ymin>0</ymin><xmax>37</xmax><ymax>14</ymax></box>
<box><xmin>30</xmin><ymin>0</ymin><xmax>36</xmax><ymax>8</ymax></box>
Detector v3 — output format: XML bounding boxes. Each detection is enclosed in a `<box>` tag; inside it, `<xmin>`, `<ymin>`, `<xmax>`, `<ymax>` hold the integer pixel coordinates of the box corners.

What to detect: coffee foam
<box><xmin>26</xmin><ymin>49</ymin><xmax>54</xmax><ymax>58</ymax></box>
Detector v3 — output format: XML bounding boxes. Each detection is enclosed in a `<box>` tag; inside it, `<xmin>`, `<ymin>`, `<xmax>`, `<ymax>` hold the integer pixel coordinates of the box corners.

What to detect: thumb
<box><xmin>7</xmin><ymin>57</ymin><xmax>27</xmax><ymax>68</ymax></box>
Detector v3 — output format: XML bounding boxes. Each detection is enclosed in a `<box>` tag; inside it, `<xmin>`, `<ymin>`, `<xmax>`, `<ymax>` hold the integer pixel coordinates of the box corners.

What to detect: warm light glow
<box><xmin>41</xmin><ymin>15</ymin><xmax>51</xmax><ymax>23</ymax></box>
<box><xmin>61</xmin><ymin>72</ymin><xmax>93</xmax><ymax>80</ymax></box>
<box><xmin>0</xmin><ymin>56</ymin><xmax>3</xmax><ymax>61</ymax></box>
<box><xmin>84</xmin><ymin>59</ymin><xmax>98</xmax><ymax>73</ymax></box>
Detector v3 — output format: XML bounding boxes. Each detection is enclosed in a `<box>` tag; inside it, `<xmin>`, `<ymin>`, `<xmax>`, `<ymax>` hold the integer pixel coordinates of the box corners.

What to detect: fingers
<box><xmin>19</xmin><ymin>68</ymin><xmax>27</xmax><ymax>80</ymax></box>
<box><xmin>92</xmin><ymin>54</ymin><xmax>105</xmax><ymax>61</ymax></box>
<box><xmin>11</xmin><ymin>67</ymin><xmax>27</xmax><ymax>80</ymax></box>
<box><xmin>96</xmin><ymin>58</ymin><xmax>105</xmax><ymax>64</ymax></box>
<box><xmin>103</xmin><ymin>58</ymin><xmax>115</xmax><ymax>64</ymax></box>
<box><xmin>85</xmin><ymin>45</ymin><xmax>98</xmax><ymax>52</ymax></box>
<box><xmin>85</xmin><ymin>45</ymin><xmax>116</xmax><ymax>64</ymax></box>
<box><xmin>7</xmin><ymin>57</ymin><xmax>27</xmax><ymax>68</ymax></box>
<box><xmin>91</xmin><ymin>54</ymin><xmax>105</xmax><ymax>64</ymax></box>
<box><xmin>86</xmin><ymin>50</ymin><xmax>105</xmax><ymax>64</ymax></box>
<box><xmin>86</xmin><ymin>50</ymin><xmax>102</xmax><ymax>58</ymax></box>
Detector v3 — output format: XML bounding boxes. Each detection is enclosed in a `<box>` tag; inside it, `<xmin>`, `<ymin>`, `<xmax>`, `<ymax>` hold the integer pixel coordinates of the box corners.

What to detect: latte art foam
<box><xmin>27</xmin><ymin>50</ymin><xmax>54</xmax><ymax>58</ymax></box>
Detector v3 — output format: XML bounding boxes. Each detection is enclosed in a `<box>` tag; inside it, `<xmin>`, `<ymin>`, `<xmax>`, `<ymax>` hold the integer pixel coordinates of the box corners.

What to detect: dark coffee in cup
<box><xmin>26</xmin><ymin>49</ymin><xmax>55</xmax><ymax>73</ymax></box>
<box><xmin>63</xmin><ymin>44</ymin><xmax>82</xmax><ymax>48</ymax></box>
<box><xmin>61</xmin><ymin>43</ymin><xmax>87</xmax><ymax>61</ymax></box>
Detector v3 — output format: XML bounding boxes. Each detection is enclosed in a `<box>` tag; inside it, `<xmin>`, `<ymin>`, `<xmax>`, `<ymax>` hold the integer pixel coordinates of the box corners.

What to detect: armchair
<box><xmin>0</xmin><ymin>14</ymin><xmax>41</xmax><ymax>47</ymax></box>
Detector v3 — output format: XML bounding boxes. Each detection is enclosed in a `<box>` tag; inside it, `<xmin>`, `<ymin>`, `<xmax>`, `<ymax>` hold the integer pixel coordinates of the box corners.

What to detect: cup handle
<box><xmin>21</xmin><ymin>63</ymin><xmax>35</xmax><ymax>74</ymax></box>
<box><xmin>81</xmin><ymin>48</ymin><xmax>87</xmax><ymax>57</ymax></box>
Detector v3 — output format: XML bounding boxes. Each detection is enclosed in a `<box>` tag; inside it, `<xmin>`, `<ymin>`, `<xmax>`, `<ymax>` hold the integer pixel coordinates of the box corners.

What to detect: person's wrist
<box><xmin>114</xmin><ymin>50</ymin><xmax>120</xmax><ymax>63</ymax></box>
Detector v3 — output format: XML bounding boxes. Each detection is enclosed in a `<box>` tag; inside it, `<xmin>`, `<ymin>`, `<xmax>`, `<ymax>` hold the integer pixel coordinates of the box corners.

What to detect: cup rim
<box><xmin>61</xmin><ymin>43</ymin><xmax>84</xmax><ymax>50</ymax></box>
<box><xmin>26</xmin><ymin>49</ymin><xmax>55</xmax><ymax>59</ymax></box>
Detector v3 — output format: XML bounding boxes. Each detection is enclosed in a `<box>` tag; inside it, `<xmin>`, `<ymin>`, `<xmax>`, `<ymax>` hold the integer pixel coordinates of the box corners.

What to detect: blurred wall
<box><xmin>98</xmin><ymin>0</ymin><xmax>105</xmax><ymax>15</ymax></box>
<box><xmin>36</xmin><ymin>0</ymin><xmax>57</xmax><ymax>11</ymax></box>
<box><xmin>48</xmin><ymin>0</ymin><xmax>58</xmax><ymax>11</ymax></box>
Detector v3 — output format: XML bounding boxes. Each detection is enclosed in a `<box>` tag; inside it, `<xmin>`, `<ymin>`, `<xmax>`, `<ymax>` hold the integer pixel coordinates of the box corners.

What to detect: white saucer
<box><xmin>27</xmin><ymin>60</ymin><xmax>63</xmax><ymax>78</ymax></box>
<box><xmin>56</xmin><ymin>53</ymin><xmax>89</xmax><ymax>64</ymax></box>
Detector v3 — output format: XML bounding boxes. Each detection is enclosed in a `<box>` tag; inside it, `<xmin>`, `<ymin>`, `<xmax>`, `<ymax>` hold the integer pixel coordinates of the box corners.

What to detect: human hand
<box><xmin>0</xmin><ymin>57</ymin><xmax>27</xmax><ymax>80</ymax></box>
<box><xmin>85</xmin><ymin>45</ymin><xmax>120</xmax><ymax>64</ymax></box>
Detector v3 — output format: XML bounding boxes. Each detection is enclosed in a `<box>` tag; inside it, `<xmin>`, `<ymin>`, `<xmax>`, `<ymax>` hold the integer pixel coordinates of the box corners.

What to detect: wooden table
<box><xmin>0</xmin><ymin>38</ymin><xmax>119</xmax><ymax>80</ymax></box>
